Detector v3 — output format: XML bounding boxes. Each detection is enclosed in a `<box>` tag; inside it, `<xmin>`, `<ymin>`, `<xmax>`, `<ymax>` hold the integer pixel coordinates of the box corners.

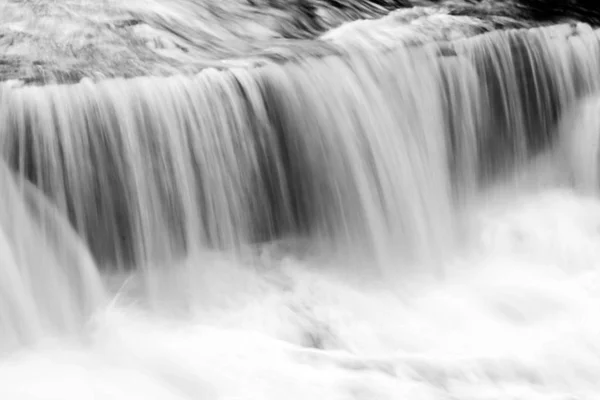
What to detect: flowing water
<box><xmin>2</xmin><ymin>18</ymin><xmax>600</xmax><ymax>400</ymax></box>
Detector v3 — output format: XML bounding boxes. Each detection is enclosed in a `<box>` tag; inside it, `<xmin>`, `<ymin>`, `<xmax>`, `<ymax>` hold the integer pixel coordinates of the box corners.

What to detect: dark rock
<box><xmin>515</xmin><ymin>0</ymin><xmax>600</xmax><ymax>26</ymax></box>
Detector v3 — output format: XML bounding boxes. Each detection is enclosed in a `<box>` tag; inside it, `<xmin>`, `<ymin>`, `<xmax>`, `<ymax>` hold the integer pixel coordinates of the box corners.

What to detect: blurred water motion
<box><xmin>1</xmin><ymin>4</ymin><xmax>600</xmax><ymax>400</ymax></box>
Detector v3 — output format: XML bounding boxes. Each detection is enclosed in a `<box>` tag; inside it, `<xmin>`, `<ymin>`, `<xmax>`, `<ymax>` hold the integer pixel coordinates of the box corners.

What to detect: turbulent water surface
<box><xmin>3</xmin><ymin>1</ymin><xmax>600</xmax><ymax>399</ymax></box>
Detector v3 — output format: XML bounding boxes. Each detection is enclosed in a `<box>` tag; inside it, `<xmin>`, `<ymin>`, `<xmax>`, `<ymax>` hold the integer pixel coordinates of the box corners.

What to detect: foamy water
<box><xmin>2</xmin><ymin>174</ymin><xmax>600</xmax><ymax>399</ymax></box>
<box><xmin>2</xmin><ymin>6</ymin><xmax>600</xmax><ymax>399</ymax></box>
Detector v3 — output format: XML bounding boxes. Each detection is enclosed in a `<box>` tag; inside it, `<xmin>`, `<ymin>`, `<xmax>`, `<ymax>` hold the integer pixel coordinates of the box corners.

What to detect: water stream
<box><xmin>1</xmin><ymin>19</ymin><xmax>600</xmax><ymax>400</ymax></box>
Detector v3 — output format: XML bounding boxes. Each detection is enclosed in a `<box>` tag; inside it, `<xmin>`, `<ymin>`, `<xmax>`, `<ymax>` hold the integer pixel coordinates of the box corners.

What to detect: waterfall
<box><xmin>2</xmin><ymin>20</ymin><xmax>600</xmax><ymax>355</ymax></box>
<box><xmin>0</xmin><ymin>160</ymin><xmax>104</xmax><ymax>353</ymax></box>
<box><xmin>560</xmin><ymin>95</ymin><xmax>600</xmax><ymax>194</ymax></box>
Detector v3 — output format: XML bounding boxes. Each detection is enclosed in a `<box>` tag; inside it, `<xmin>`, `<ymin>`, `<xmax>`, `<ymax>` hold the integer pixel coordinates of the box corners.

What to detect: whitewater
<box><xmin>3</xmin><ymin>3</ymin><xmax>600</xmax><ymax>400</ymax></box>
<box><xmin>6</xmin><ymin>179</ymin><xmax>600</xmax><ymax>399</ymax></box>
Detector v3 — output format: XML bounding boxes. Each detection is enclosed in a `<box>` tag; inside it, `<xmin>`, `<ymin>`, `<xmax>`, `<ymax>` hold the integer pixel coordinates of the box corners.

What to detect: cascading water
<box><xmin>3</xmin><ymin>9</ymin><xmax>600</xmax><ymax>399</ymax></box>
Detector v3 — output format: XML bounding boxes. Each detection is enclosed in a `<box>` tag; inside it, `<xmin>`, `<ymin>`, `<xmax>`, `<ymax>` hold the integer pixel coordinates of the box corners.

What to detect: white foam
<box><xmin>2</xmin><ymin>176</ymin><xmax>600</xmax><ymax>399</ymax></box>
